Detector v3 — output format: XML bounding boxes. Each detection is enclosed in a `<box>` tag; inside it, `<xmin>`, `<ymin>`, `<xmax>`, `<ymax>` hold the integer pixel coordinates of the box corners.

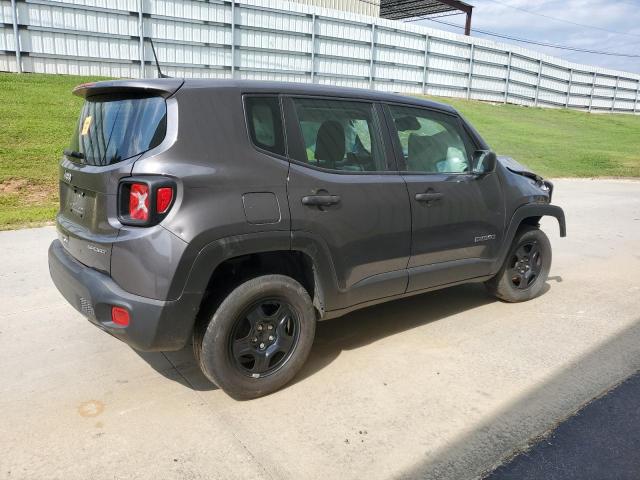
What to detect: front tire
<box><xmin>486</xmin><ymin>226</ymin><xmax>552</xmax><ymax>302</ymax></box>
<box><xmin>194</xmin><ymin>275</ymin><xmax>316</xmax><ymax>400</ymax></box>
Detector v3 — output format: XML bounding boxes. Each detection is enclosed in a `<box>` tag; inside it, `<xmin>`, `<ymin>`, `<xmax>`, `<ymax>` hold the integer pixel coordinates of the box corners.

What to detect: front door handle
<box><xmin>301</xmin><ymin>194</ymin><xmax>341</xmax><ymax>207</ymax></box>
<box><xmin>415</xmin><ymin>192</ymin><xmax>444</xmax><ymax>202</ymax></box>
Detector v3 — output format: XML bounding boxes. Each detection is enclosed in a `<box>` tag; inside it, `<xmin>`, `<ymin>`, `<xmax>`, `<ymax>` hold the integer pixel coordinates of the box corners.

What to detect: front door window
<box><xmin>388</xmin><ymin>105</ymin><xmax>474</xmax><ymax>174</ymax></box>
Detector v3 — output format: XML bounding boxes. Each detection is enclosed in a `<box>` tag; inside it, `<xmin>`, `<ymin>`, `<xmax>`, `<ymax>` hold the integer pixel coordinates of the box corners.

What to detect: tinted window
<box><xmin>389</xmin><ymin>105</ymin><xmax>473</xmax><ymax>174</ymax></box>
<box><xmin>292</xmin><ymin>98</ymin><xmax>388</xmax><ymax>172</ymax></box>
<box><xmin>69</xmin><ymin>94</ymin><xmax>166</xmax><ymax>166</ymax></box>
<box><xmin>245</xmin><ymin>96</ymin><xmax>285</xmax><ymax>156</ymax></box>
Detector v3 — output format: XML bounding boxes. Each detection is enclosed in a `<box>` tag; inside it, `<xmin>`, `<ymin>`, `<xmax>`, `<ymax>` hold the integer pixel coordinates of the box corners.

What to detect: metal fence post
<box><xmin>466</xmin><ymin>43</ymin><xmax>474</xmax><ymax>100</ymax></box>
<box><xmin>422</xmin><ymin>34</ymin><xmax>430</xmax><ymax>95</ymax></box>
<box><xmin>138</xmin><ymin>0</ymin><xmax>144</xmax><ymax>78</ymax></box>
<box><xmin>10</xmin><ymin>0</ymin><xmax>22</xmax><ymax>73</ymax></box>
<box><xmin>504</xmin><ymin>51</ymin><xmax>512</xmax><ymax>104</ymax></box>
<box><xmin>369</xmin><ymin>23</ymin><xmax>375</xmax><ymax>89</ymax></box>
<box><xmin>611</xmin><ymin>76</ymin><xmax>619</xmax><ymax>112</ymax></box>
<box><xmin>534</xmin><ymin>59</ymin><xmax>542</xmax><ymax>106</ymax></box>
<box><xmin>310</xmin><ymin>13</ymin><xmax>316</xmax><ymax>83</ymax></box>
<box><xmin>565</xmin><ymin>68</ymin><xmax>573</xmax><ymax>108</ymax></box>
<box><xmin>230</xmin><ymin>0</ymin><xmax>236</xmax><ymax>78</ymax></box>
<box><xmin>589</xmin><ymin>73</ymin><xmax>597</xmax><ymax>112</ymax></box>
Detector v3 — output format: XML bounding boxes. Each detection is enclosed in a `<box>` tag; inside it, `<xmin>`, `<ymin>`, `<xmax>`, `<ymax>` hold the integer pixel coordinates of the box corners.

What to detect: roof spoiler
<box><xmin>72</xmin><ymin>79</ymin><xmax>184</xmax><ymax>98</ymax></box>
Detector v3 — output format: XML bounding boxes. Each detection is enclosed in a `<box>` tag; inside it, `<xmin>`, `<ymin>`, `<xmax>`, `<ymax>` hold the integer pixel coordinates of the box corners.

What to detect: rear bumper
<box><xmin>48</xmin><ymin>239</ymin><xmax>201</xmax><ymax>351</ymax></box>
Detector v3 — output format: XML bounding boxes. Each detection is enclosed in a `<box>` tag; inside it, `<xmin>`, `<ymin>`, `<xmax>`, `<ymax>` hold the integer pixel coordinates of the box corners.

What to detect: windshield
<box><xmin>69</xmin><ymin>94</ymin><xmax>167</xmax><ymax>166</ymax></box>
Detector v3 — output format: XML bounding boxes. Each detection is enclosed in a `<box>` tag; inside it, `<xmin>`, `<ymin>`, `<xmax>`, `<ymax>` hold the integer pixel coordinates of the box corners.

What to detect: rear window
<box><xmin>69</xmin><ymin>94</ymin><xmax>167</xmax><ymax>166</ymax></box>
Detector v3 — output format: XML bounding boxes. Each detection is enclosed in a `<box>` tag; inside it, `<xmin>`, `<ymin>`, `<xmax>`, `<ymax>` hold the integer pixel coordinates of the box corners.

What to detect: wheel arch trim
<box><xmin>181</xmin><ymin>230</ymin><xmax>340</xmax><ymax>317</ymax></box>
<box><xmin>493</xmin><ymin>203</ymin><xmax>566</xmax><ymax>274</ymax></box>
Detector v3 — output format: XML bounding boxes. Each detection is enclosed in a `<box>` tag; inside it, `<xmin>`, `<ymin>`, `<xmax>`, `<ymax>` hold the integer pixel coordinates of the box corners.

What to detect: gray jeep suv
<box><xmin>48</xmin><ymin>79</ymin><xmax>565</xmax><ymax>399</ymax></box>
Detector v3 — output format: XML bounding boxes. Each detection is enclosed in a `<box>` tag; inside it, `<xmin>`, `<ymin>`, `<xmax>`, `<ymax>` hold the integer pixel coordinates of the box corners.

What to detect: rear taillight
<box><xmin>119</xmin><ymin>177</ymin><xmax>176</xmax><ymax>226</ymax></box>
<box><xmin>156</xmin><ymin>187</ymin><xmax>174</xmax><ymax>214</ymax></box>
<box><xmin>129</xmin><ymin>183</ymin><xmax>150</xmax><ymax>221</ymax></box>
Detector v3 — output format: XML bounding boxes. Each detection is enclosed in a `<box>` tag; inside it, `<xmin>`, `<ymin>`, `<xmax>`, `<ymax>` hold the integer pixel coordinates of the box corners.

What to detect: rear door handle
<box><xmin>301</xmin><ymin>195</ymin><xmax>341</xmax><ymax>207</ymax></box>
<box><xmin>415</xmin><ymin>192</ymin><xmax>444</xmax><ymax>202</ymax></box>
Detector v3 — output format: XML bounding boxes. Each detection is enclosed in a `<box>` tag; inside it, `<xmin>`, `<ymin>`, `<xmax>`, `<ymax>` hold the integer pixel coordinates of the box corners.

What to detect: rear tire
<box><xmin>194</xmin><ymin>275</ymin><xmax>316</xmax><ymax>400</ymax></box>
<box><xmin>486</xmin><ymin>226</ymin><xmax>552</xmax><ymax>303</ymax></box>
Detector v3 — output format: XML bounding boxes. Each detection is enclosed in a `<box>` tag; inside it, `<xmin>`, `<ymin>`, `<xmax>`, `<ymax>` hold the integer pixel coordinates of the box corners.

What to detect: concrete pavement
<box><xmin>1</xmin><ymin>178</ymin><xmax>639</xmax><ymax>480</ymax></box>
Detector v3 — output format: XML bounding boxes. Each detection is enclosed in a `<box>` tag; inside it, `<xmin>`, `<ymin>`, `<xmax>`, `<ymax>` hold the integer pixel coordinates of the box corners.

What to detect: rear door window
<box><xmin>291</xmin><ymin>98</ymin><xmax>388</xmax><ymax>172</ymax></box>
<box><xmin>244</xmin><ymin>96</ymin><xmax>286</xmax><ymax>156</ymax></box>
<box><xmin>69</xmin><ymin>94</ymin><xmax>167</xmax><ymax>166</ymax></box>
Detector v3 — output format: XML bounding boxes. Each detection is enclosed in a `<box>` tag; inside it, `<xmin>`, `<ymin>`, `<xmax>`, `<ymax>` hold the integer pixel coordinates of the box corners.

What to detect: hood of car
<box><xmin>498</xmin><ymin>155</ymin><xmax>554</xmax><ymax>201</ymax></box>
<box><xmin>497</xmin><ymin>155</ymin><xmax>544</xmax><ymax>182</ymax></box>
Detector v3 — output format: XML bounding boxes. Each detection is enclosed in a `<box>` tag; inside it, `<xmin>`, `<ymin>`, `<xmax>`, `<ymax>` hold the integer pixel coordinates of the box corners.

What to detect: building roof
<box><xmin>379</xmin><ymin>0</ymin><xmax>472</xmax><ymax>20</ymax></box>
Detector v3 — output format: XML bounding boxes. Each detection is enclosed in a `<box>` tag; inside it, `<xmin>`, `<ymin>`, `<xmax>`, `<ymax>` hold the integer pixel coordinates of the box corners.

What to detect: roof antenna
<box><xmin>149</xmin><ymin>38</ymin><xmax>171</xmax><ymax>78</ymax></box>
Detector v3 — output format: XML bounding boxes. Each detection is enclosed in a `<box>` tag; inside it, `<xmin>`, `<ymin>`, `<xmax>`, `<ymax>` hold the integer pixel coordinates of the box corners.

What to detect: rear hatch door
<box><xmin>57</xmin><ymin>79</ymin><xmax>182</xmax><ymax>273</ymax></box>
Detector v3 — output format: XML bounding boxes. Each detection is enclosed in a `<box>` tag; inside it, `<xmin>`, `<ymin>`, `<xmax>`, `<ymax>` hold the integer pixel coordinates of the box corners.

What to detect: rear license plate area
<box><xmin>68</xmin><ymin>187</ymin><xmax>88</xmax><ymax>219</ymax></box>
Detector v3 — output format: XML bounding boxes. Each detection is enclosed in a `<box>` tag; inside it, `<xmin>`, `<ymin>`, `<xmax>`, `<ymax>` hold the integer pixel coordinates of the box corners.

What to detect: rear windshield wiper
<box><xmin>64</xmin><ymin>149</ymin><xmax>85</xmax><ymax>160</ymax></box>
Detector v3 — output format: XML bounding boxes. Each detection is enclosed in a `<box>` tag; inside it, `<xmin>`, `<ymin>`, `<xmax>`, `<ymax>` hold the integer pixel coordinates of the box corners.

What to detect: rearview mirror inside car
<box><xmin>472</xmin><ymin>150</ymin><xmax>497</xmax><ymax>174</ymax></box>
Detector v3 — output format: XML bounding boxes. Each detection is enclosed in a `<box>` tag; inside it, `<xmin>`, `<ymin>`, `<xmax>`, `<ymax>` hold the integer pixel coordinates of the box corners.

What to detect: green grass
<box><xmin>428</xmin><ymin>96</ymin><xmax>640</xmax><ymax>178</ymax></box>
<box><xmin>0</xmin><ymin>73</ymin><xmax>106</xmax><ymax>229</ymax></box>
<box><xmin>1</xmin><ymin>72</ymin><xmax>639</xmax><ymax>230</ymax></box>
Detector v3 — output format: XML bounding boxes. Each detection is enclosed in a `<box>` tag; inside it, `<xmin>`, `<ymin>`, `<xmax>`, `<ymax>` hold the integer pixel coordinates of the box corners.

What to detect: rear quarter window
<box><xmin>244</xmin><ymin>96</ymin><xmax>286</xmax><ymax>156</ymax></box>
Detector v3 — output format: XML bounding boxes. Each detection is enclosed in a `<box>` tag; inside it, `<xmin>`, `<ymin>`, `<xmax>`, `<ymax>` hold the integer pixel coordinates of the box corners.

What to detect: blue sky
<box><xmin>412</xmin><ymin>0</ymin><xmax>640</xmax><ymax>74</ymax></box>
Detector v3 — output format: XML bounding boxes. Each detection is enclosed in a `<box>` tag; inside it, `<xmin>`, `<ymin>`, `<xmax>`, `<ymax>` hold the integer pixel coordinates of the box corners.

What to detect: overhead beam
<box><xmin>437</xmin><ymin>0</ymin><xmax>473</xmax><ymax>35</ymax></box>
<box><xmin>436</xmin><ymin>0</ymin><xmax>472</xmax><ymax>14</ymax></box>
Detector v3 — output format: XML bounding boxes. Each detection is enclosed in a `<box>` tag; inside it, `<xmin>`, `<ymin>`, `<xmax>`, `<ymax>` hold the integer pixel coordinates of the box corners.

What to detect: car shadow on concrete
<box><xmin>135</xmin><ymin>280</ymin><xmax>554</xmax><ymax>393</ymax></box>
<box><xmin>394</xmin><ymin>317</ymin><xmax>640</xmax><ymax>480</ymax></box>
<box><xmin>295</xmin><ymin>282</ymin><xmax>500</xmax><ymax>385</ymax></box>
<box><xmin>135</xmin><ymin>346</ymin><xmax>219</xmax><ymax>392</ymax></box>
<box><xmin>135</xmin><ymin>282</ymin><xmax>500</xmax><ymax>392</ymax></box>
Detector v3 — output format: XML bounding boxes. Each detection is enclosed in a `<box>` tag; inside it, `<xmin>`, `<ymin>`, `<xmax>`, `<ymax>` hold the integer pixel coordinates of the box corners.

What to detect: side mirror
<box><xmin>472</xmin><ymin>150</ymin><xmax>497</xmax><ymax>175</ymax></box>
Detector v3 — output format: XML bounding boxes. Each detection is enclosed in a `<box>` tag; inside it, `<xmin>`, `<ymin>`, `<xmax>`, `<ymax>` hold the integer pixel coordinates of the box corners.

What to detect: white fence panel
<box><xmin>317</xmin><ymin>37</ymin><xmax>369</xmax><ymax>60</ymax></box>
<box><xmin>596</xmin><ymin>75</ymin><xmax>617</xmax><ymax>87</ymax></box>
<box><xmin>1</xmin><ymin>0</ymin><xmax>14</xmax><ymax>23</ymax></box>
<box><xmin>376</xmin><ymin>28</ymin><xmax>423</xmax><ymax>51</ymax></box>
<box><xmin>20</xmin><ymin>2</ymin><xmax>137</xmax><ymax>36</ymax></box>
<box><xmin>0</xmin><ymin>0</ymin><xmax>638</xmax><ymax>114</ymax></box>
<box><xmin>619</xmin><ymin>78</ymin><xmax>639</xmax><ymax>90</ymax></box>
<box><xmin>473</xmin><ymin>47</ymin><xmax>507</xmax><ymax>65</ymax></box>
<box><xmin>617</xmin><ymin>89</ymin><xmax>637</xmax><ymax>100</ymax></box>
<box><xmin>151</xmin><ymin>0</ymin><xmax>228</xmax><ymax>22</ymax></box>
<box><xmin>471</xmin><ymin>77</ymin><xmax>503</xmax><ymax>93</ymax></box>
<box><xmin>473</xmin><ymin>63</ymin><xmax>506</xmax><ymax>79</ymax></box>
<box><xmin>150</xmin><ymin>18</ymin><xmax>230</xmax><ymax>45</ymax></box>
<box><xmin>429</xmin><ymin>55</ymin><xmax>468</xmax><ymax>75</ymax></box>
<box><xmin>0</xmin><ymin>25</ymin><xmax>15</xmax><ymax>51</ymax></box>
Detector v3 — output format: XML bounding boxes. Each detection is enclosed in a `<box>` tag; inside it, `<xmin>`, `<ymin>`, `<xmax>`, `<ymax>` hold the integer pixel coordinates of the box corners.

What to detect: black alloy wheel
<box><xmin>195</xmin><ymin>274</ymin><xmax>316</xmax><ymax>400</ymax></box>
<box><xmin>229</xmin><ymin>298</ymin><xmax>300</xmax><ymax>377</ymax></box>
<box><xmin>508</xmin><ymin>240</ymin><xmax>543</xmax><ymax>290</ymax></box>
<box><xmin>485</xmin><ymin>226</ymin><xmax>552</xmax><ymax>303</ymax></box>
